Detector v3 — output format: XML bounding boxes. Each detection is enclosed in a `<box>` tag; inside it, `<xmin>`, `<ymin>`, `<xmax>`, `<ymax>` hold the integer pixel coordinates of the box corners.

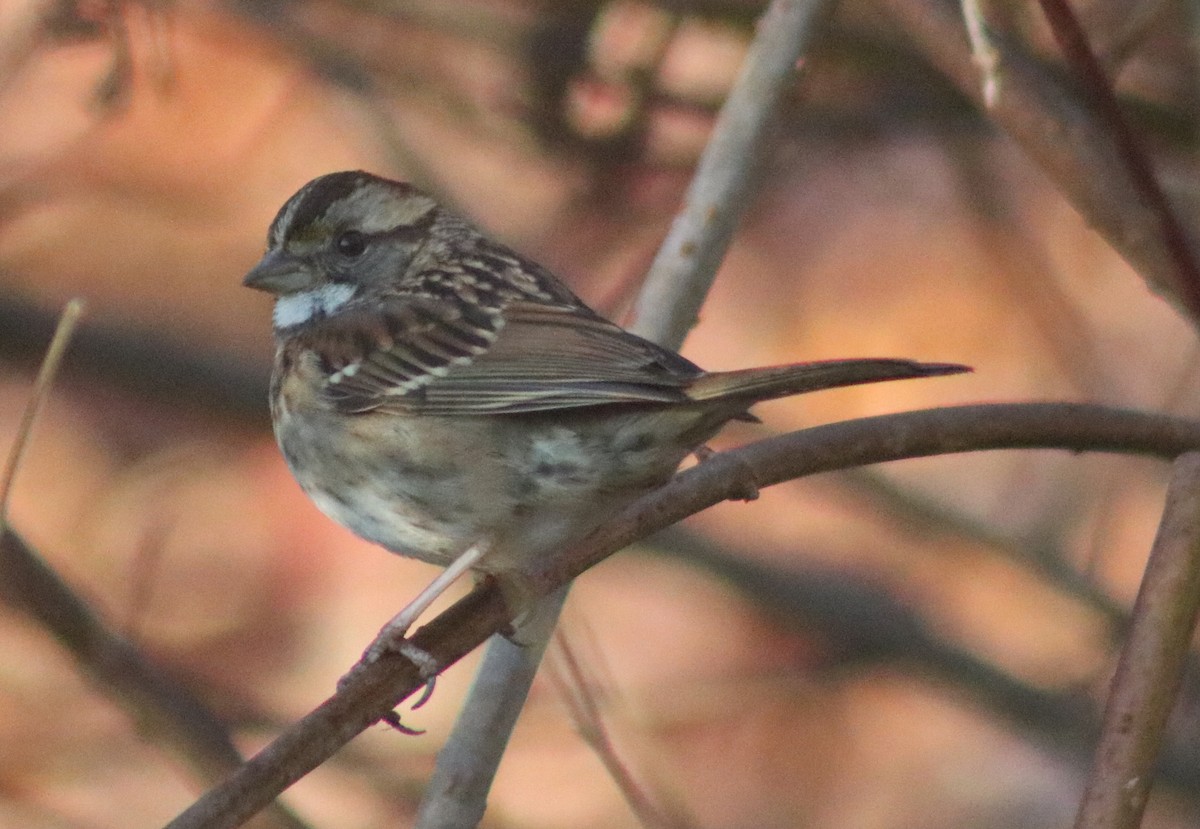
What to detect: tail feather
<box><xmin>686</xmin><ymin>359</ymin><xmax>970</xmax><ymax>404</ymax></box>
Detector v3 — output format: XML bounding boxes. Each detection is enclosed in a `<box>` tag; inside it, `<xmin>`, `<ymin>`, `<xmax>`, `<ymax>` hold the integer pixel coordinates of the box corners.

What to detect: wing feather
<box><xmin>301</xmin><ymin>297</ymin><xmax>703</xmax><ymax>415</ymax></box>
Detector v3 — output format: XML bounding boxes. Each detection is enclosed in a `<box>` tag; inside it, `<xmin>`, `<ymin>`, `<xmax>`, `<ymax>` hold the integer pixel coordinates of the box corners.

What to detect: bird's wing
<box><xmin>300</xmin><ymin>297</ymin><xmax>703</xmax><ymax>415</ymax></box>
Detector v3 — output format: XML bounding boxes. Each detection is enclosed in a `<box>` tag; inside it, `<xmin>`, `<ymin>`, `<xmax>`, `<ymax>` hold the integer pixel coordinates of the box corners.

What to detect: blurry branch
<box><xmin>416</xmin><ymin>2</ymin><xmax>835</xmax><ymax>827</ymax></box>
<box><xmin>881</xmin><ymin>0</ymin><xmax>1200</xmax><ymax>324</ymax></box>
<box><xmin>0</xmin><ymin>303</ymin><xmax>309</xmax><ymax>829</ymax></box>
<box><xmin>166</xmin><ymin>401</ymin><xmax>1200</xmax><ymax>829</ymax></box>
<box><xmin>0</xmin><ymin>294</ymin><xmax>270</xmax><ymax>427</ymax></box>
<box><xmin>648</xmin><ymin>525</ymin><xmax>1200</xmax><ymax>793</ymax></box>
<box><xmin>847</xmin><ymin>457</ymin><xmax>1200</xmax><ymax>760</ymax></box>
<box><xmin>0</xmin><ymin>531</ymin><xmax>310</xmax><ymax>829</ymax></box>
<box><xmin>960</xmin><ymin>0</ymin><xmax>1004</xmax><ymax>107</ymax></box>
<box><xmin>1077</xmin><ymin>0</ymin><xmax>1172</xmax><ymax>67</ymax></box>
<box><xmin>1074</xmin><ymin>453</ymin><xmax>1200</xmax><ymax>829</ymax></box>
<box><xmin>945</xmin><ymin>136</ymin><xmax>1107</xmax><ymax>396</ymax></box>
<box><xmin>1034</xmin><ymin>0</ymin><xmax>1200</xmax><ymax>314</ymax></box>
<box><xmin>0</xmin><ymin>299</ymin><xmax>83</xmax><ymax>524</ymax></box>
<box><xmin>844</xmin><ymin>467</ymin><xmax>1126</xmax><ymax>623</ymax></box>
<box><xmin>549</xmin><ymin>629</ymin><xmax>691</xmax><ymax>829</ymax></box>
<box><xmin>631</xmin><ymin>0</ymin><xmax>831</xmax><ymax>346</ymax></box>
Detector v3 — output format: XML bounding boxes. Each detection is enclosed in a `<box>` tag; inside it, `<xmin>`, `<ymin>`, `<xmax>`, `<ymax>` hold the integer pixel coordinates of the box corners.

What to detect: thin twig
<box><xmin>165</xmin><ymin>401</ymin><xmax>1200</xmax><ymax>829</ymax></box>
<box><xmin>550</xmin><ymin>628</ymin><xmax>690</xmax><ymax>829</ymax></box>
<box><xmin>960</xmin><ymin>0</ymin><xmax>1003</xmax><ymax>107</ymax></box>
<box><xmin>0</xmin><ymin>299</ymin><xmax>84</xmax><ymax>526</ymax></box>
<box><xmin>882</xmin><ymin>0</ymin><xmax>1200</xmax><ymax>325</ymax></box>
<box><xmin>0</xmin><ymin>302</ymin><xmax>311</xmax><ymax>829</ymax></box>
<box><xmin>845</xmin><ymin>467</ymin><xmax>1126</xmax><ymax>623</ymax></box>
<box><xmin>1073</xmin><ymin>453</ymin><xmax>1200</xmax><ymax>829</ymax></box>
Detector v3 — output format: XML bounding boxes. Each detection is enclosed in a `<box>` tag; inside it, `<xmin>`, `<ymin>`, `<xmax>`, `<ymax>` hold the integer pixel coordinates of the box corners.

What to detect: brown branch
<box><xmin>165</xmin><ymin>401</ymin><xmax>1200</xmax><ymax>829</ymax></box>
<box><xmin>1035</xmin><ymin>0</ymin><xmax>1200</xmax><ymax>319</ymax></box>
<box><xmin>0</xmin><ymin>295</ymin><xmax>270</xmax><ymax>427</ymax></box>
<box><xmin>0</xmin><ymin>530</ymin><xmax>311</xmax><ymax>829</ymax></box>
<box><xmin>882</xmin><ymin>0</ymin><xmax>1200</xmax><ymax>325</ymax></box>
<box><xmin>1073</xmin><ymin>452</ymin><xmax>1200</xmax><ymax>829</ymax></box>
<box><xmin>0</xmin><ymin>303</ymin><xmax>308</xmax><ymax>828</ymax></box>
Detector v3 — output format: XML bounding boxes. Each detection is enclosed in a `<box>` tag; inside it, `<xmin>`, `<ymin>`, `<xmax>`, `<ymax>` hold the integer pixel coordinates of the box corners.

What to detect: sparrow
<box><xmin>243</xmin><ymin>170</ymin><xmax>967</xmax><ymax>661</ymax></box>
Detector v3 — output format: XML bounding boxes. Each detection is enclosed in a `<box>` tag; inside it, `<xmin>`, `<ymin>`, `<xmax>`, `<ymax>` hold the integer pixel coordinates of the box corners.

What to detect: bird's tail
<box><xmin>687</xmin><ymin>359</ymin><xmax>969</xmax><ymax>404</ymax></box>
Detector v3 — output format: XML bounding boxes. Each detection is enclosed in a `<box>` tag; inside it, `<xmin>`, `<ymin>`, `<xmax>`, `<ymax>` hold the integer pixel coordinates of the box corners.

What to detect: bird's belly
<box><xmin>273</xmin><ymin>391</ymin><xmax>713</xmax><ymax>573</ymax></box>
<box><xmin>274</xmin><ymin>402</ymin><xmax>492</xmax><ymax>566</ymax></box>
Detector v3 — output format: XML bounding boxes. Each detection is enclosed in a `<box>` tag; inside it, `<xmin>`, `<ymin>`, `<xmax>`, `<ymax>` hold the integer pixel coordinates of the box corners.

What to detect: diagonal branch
<box><xmin>883</xmin><ymin>0</ymin><xmax>1200</xmax><ymax>325</ymax></box>
<box><xmin>165</xmin><ymin>401</ymin><xmax>1200</xmax><ymax>829</ymax></box>
<box><xmin>1034</xmin><ymin>0</ymin><xmax>1200</xmax><ymax>318</ymax></box>
<box><xmin>629</xmin><ymin>0</ymin><xmax>831</xmax><ymax>347</ymax></box>
<box><xmin>0</xmin><ymin>527</ymin><xmax>312</xmax><ymax>829</ymax></box>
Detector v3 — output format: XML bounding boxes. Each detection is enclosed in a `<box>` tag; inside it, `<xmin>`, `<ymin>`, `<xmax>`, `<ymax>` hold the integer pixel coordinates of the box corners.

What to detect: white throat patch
<box><xmin>273</xmin><ymin>283</ymin><xmax>358</xmax><ymax>330</ymax></box>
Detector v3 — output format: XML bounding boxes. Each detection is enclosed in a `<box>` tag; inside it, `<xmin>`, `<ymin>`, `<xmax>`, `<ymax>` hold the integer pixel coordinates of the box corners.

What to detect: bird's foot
<box><xmin>337</xmin><ymin>616</ymin><xmax>440</xmax><ymax>734</ymax></box>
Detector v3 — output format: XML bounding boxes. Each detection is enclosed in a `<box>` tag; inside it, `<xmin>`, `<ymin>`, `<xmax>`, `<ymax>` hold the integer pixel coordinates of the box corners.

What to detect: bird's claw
<box><xmin>338</xmin><ymin>631</ymin><xmax>440</xmax><ymax>735</ymax></box>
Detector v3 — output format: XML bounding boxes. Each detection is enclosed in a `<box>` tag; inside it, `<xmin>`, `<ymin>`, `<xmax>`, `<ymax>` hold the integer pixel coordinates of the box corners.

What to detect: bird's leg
<box><xmin>363</xmin><ymin>539</ymin><xmax>491</xmax><ymax>664</ymax></box>
<box><xmin>340</xmin><ymin>542</ymin><xmax>491</xmax><ymax>730</ymax></box>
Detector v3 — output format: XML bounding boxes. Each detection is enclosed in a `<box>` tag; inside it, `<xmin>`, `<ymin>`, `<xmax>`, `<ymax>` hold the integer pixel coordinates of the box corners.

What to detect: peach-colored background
<box><xmin>0</xmin><ymin>2</ymin><xmax>1196</xmax><ymax>827</ymax></box>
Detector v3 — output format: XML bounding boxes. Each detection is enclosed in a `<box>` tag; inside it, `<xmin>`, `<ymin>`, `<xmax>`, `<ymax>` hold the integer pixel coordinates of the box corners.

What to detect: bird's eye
<box><xmin>335</xmin><ymin>230</ymin><xmax>367</xmax><ymax>257</ymax></box>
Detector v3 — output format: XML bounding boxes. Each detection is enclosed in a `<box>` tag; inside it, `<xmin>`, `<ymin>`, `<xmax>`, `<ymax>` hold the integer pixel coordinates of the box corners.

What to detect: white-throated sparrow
<box><xmin>244</xmin><ymin>170</ymin><xmax>967</xmax><ymax>659</ymax></box>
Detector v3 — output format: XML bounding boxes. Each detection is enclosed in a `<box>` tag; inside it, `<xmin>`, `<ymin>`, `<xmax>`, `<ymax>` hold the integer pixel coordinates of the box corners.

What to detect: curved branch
<box><xmin>165</xmin><ymin>401</ymin><xmax>1200</xmax><ymax>829</ymax></box>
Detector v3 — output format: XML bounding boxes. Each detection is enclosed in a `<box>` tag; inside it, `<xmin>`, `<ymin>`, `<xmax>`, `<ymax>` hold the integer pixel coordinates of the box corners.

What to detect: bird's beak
<box><xmin>243</xmin><ymin>250</ymin><xmax>321</xmax><ymax>295</ymax></box>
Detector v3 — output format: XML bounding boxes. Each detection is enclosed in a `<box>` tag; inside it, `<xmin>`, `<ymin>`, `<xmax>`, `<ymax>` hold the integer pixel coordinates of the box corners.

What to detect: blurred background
<box><xmin>1</xmin><ymin>1</ymin><xmax>1199</xmax><ymax>827</ymax></box>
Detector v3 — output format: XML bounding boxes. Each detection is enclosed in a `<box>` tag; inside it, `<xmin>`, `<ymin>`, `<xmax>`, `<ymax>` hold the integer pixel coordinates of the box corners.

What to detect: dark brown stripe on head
<box><xmin>271</xmin><ymin>171</ymin><xmax>371</xmax><ymax>246</ymax></box>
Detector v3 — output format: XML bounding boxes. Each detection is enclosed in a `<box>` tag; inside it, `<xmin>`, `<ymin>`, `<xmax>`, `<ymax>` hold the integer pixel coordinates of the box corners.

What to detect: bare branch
<box><xmin>164</xmin><ymin>401</ymin><xmax>1200</xmax><ymax>829</ymax></box>
<box><xmin>1035</xmin><ymin>0</ymin><xmax>1200</xmax><ymax>318</ymax></box>
<box><xmin>630</xmin><ymin>0</ymin><xmax>830</xmax><ymax>347</ymax></box>
<box><xmin>882</xmin><ymin>0</ymin><xmax>1200</xmax><ymax>324</ymax></box>
<box><xmin>1073</xmin><ymin>453</ymin><xmax>1200</xmax><ymax>829</ymax></box>
<box><xmin>549</xmin><ymin>629</ymin><xmax>690</xmax><ymax>829</ymax></box>
<box><xmin>0</xmin><ymin>299</ymin><xmax>84</xmax><ymax>525</ymax></box>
